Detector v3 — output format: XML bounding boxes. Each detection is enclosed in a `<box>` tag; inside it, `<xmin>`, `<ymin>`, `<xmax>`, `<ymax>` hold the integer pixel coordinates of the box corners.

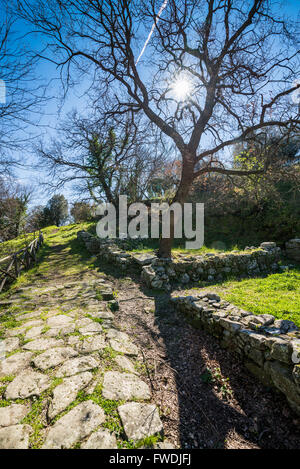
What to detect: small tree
<box><xmin>26</xmin><ymin>205</ymin><xmax>46</xmax><ymax>232</ymax></box>
<box><xmin>44</xmin><ymin>194</ymin><xmax>68</xmax><ymax>227</ymax></box>
<box><xmin>0</xmin><ymin>177</ymin><xmax>31</xmax><ymax>240</ymax></box>
<box><xmin>70</xmin><ymin>202</ymin><xmax>92</xmax><ymax>223</ymax></box>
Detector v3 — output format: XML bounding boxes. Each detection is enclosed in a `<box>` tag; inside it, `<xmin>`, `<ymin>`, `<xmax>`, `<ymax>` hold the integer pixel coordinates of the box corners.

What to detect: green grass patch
<box><xmin>213</xmin><ymin>267</ymin><xmax>300</xmax><ymax>327</ymax></box>
<box><xmin>0</xmin><ymin>233</ymin><xmax>39</xmax><ymax>259</ymax></box>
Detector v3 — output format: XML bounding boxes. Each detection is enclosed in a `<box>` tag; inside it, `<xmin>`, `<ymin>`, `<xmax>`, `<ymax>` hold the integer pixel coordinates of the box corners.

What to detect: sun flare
<box><xmin>171</xmin><ymin>77</ymin><xmax>192</xmax><ymax>100</ymax></box>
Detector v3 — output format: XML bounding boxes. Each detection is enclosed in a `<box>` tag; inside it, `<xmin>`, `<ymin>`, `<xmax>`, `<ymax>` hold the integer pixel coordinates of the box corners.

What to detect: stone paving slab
<box><xmin>75</xmin><ymin>318</ymin><xmax>94</xmax><ymax>328</ymax></box>
<box><xmin>77</xmin><ymin>335</ymin><xmax>106</xmax><ymax>353</ymax></box>
<box><xmin>2</xmin><ymin>337</ymin><xmax>20</xmax><ymax>353</ymax></box>
<box><xmin>23</xmin><ymin>338</ymin><xmax>64</xmax><ymax>351</ymax></box>
<box><xmin>48</xmin><ymin>372</ymin><xmax>94</xmax><ymax>419</ymax></box>
<box><xmin>25</xmin><ymin>325</ymin><xmax>45</xmax><ymax>340</ymax></box>
<box><xmin>16</xmin><ymin>312</ymin><xmax>42</xmax><ymax>321</ymax></box>
<box><xmin>109</xmin><ymin>338</ymin><xmax>139</xmax><ymax>356</ymax></box>
<box><xmin>107</xmin><ymin>329</ymin><xmax>139</xmax><ymax>356</ymax></box>
<box><xmin>55</xmin><ymin>355</ymin><xmax>99</xmax><ymax>378</ymax></box>
<box><xmin>44</xmin><ymin>324</ymin><xmax>76</xmax><ymax>337</ymax></box>
<box><xmin>78</xmin><ymin>323</ymin><xmax>103</xmax><ymax>335</ymax></box>
<box><xmin>0</xmin><ymin>404</ymin><xmax>30</xmax><ymax>427</ymax></box>
<box><xmin>46</xmin><ymin>315</ymin><xmax>73</xmax><ymax>327</ymax></box>
<box><xmin>88</xmin><ymin>311</ymin><xmax>114</xmax><ymax>320</ymax></box>
<box><xmin>5</xmin><ymin>370</ymin><xmax>52</xmax><ymax>399</ymax></box>
<box><xmin>0</xmin><ymin>424</ymin><xmax>32</xmax><ymax>449</ymax></box>
<box><xmin>32</xmin><ymin>347</ymin><xmax>78</xmax><ymax>370</ymax></box>
<box><xmin>102</xmin><ymin>371</ymin><xmax>151</xmax><ymax>401</ymax></box>
<box><xmin>81</xmin><ymin>429</ymin><xmax>117</xmax><ymax>449</ymax></box>
<box><xmin>42</xmin><ymin>401</ymin><xmax>106</xmax><ymax>449</ymax></box>
<box><xmin>118</xmin><ymin>403</ymin><xmax>163</xmax><ymax>440</ymax></box>
<box><xmin>0</xmin><ymin>351</ymin><xmax>33</xmax><ymax>377</ymax></box>
<box><xmin>22</xmin><ymin>319</ymin><xmax>44</xmax><ymax>328</ymax></box>
<box><xmin>114</xmin><ymin>355</ymin><xmax>138</xmax><ymax>375</ymax></box>
<box><xmin>5</xmin><ymin>327</ymin><xmax>27</xmax><ymax>337</ymax></box>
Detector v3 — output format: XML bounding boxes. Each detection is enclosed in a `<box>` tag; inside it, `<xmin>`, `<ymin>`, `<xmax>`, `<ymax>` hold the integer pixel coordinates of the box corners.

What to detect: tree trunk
<box><xmin>158</xmin><ymin>236</ymin><xmax>173</xmax><ymax>258</ymax></box>
<box><xmin>158</xmin><ymin>152</ymin><xmax>195</xmax><ymax>258</ymax></box>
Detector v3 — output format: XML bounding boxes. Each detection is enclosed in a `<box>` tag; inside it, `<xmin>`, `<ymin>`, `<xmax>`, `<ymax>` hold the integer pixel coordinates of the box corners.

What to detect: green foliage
<box><xmin>189</xmin><ymin>133</ymin><xmax>300</xmax><ymax>247</ymax></box>
<box><xmin>70</xmin><ymin>202</ymin><xmax>93</xmax><ymax>223</ymax></box>
<box><xmin>0</xmin><ymin>313</ymin><xmax>18</xmax><ymax>329</ymax></box>
<box><xmin>0</xmin><ymin>177</ymin><xmax>31</xmax><ymax>242</ymax></box>
<box><xmin>200</xmin><ymin>367</ymin><xmax>233</xmax><ymax>400</ymax></box>
<box><xmin>108</xmin><ymin>300</ymin><xmax>119</xmax><ymax>312</ymax></box>
<box><xmin>43</xmin><ymin>194</ymin><xmax>69</xmax><ymax>227</ymax></box>
<box><xmin>0</xmin><ymin>375</ymin><xmax>14</xmax><ymax>383</ymax></box>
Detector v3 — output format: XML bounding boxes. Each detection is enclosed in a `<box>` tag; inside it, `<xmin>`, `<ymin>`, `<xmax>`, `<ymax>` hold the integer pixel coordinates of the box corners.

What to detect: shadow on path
<box><xmin>65</xmin><ymin>237</ymin><xmax>300</xmax><ymax>449</ymax></box>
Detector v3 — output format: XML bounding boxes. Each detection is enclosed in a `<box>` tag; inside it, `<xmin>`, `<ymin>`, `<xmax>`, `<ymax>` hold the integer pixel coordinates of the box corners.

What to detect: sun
<box><xmin>171</xmin><ymin>77</ymin><xmax>192</xmax><ymax>100</ymax></box>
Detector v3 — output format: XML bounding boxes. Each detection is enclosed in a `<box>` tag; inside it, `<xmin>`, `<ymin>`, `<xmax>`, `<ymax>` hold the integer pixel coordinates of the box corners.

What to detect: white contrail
<box><xmin>135</xmin><ymin>0</ymin><xmax>169</xmax><ymax>65</ymax></box>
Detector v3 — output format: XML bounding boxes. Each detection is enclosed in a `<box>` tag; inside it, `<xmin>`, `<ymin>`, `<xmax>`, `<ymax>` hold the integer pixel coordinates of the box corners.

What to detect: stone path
<box><xmin>0</xmin><ymin>243</ymin><xmax>170</xmax><ymax>449</ymax></box>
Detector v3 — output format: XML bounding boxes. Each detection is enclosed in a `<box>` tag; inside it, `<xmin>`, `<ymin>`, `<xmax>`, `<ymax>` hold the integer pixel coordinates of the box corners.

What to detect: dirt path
<box><xmin>105</xmin><ymin>269</ymin><xmax>300</xmax><ymax>449</ymax></box>
<box><xmin>0</xmin><ymin>234</ymin><xmax>299</xmax><ymax>449</ymax></box>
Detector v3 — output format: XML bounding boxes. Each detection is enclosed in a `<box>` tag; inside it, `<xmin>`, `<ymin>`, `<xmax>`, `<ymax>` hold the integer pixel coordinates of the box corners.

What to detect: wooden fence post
<box><xmin>0</xmin><ymin>233</ymin><xmax>44</xmax><ymax>293</ymax></box>
<box><xmin>13</xmin><ymin>254</ymin><xmax>20</xmax><ymax>278</ymax></box>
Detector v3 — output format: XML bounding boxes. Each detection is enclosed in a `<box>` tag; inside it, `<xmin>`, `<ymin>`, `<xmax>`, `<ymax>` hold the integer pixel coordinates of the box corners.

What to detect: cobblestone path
<box><xmin>0</xmin><ymin>239</ymin><xmax>172</xmax><ymax>449</ymax></box>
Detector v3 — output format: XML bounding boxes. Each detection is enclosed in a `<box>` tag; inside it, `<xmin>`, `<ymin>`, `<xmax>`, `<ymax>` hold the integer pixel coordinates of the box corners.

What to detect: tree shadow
<box><xmin>67</xmin><ymin>237</ymin><xmax>300</xmax><ymax>448</ymax></box>
<box><xmin>137</xmin><ymin>284</ymin><xmax>300</xmax><ymax>449</ymax></box>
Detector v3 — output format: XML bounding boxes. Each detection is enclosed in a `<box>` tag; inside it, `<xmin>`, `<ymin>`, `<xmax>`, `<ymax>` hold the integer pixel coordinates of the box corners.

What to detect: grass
<box><xmin>0</xmin><ymin>223</ymin><xmax>164</xmax><ymax>448</ymax></box>
<box><xmin>2</xmin><ymin>221</ymin><xmax>299</xmax><ymax>329</ymax></box>
<box><xmin>212</xmin><ymin>267</ymin><xmax>300</xmax><ymax>327</ymax></box>
<box><xmin>129</xmin><ymin>243</ymin><xmax>244</xmax><ymax>257</ymax></box>
<box><xmin>0</xmin><ymin>222</ymin><xmax>96</xmax><ymax>299</ymax></box>
<box><xmin>0</xmin><ymin>232</ymin><xmax>40</xmax><ymax>259</ymax></box>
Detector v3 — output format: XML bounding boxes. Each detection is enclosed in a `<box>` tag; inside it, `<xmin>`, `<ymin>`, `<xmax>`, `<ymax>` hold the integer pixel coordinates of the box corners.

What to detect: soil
<box><xmin>102</xmin><ymin>264</ymin><xmax>300</xmax><ymax>449</ymax></box>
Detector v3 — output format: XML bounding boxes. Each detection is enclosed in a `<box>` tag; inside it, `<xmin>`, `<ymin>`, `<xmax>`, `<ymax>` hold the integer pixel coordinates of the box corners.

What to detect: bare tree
<box><xmin>36</xmin><ymin>111</ymin><xmax>170</xmax><ymax>206</ymax></box>
<box><xmin>14</xmin><ymin>0</ymin><xmax>300</xmax><ymax>256</ymax></box>
<box><xmin>0</xmin><ymin>8</ymin><xmax>46</xmax><ymax>175</ymax></box>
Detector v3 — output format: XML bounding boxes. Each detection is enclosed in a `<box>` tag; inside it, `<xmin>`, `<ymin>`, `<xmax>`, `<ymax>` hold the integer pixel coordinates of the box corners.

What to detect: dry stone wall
<box><xmin>77</xmin><ymin>231</ymin><xmax>281</xmax><ymax>290</ymax></box>
<box><xmin>286</xmin><ymin>239</ymin><xmax>300</xmax><ymax>262</ymax></box>
<box><xmin>141</xmin><ymin>242</ymin><xmax>280</xmax><ymax>290</ymax></box>
<box><xmin>77</xmin><ymin>230</ymin><xmax>300</xmax><ymax>415</ymax></box>
<box><xmin>170</xmin><ymin>292</ymin><xmax>300</xmax><ymax>415</ymax></box>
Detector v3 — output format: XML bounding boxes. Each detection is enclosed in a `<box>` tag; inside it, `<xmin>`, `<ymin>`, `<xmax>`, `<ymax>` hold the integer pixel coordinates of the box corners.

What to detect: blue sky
<box><xmin>3</xmin><ymin>0</ymin><xmax>299</xmax><ymax>210</ymax></box>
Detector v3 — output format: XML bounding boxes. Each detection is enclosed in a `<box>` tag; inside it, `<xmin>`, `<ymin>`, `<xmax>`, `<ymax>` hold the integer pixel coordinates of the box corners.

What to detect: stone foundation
<box><xmin>77</xmin><ymin>231</ymin><xmax>281</xmax><ymax>291</ymax></box>
<box><xmin>141</xmin><ymin>243</ymin><xmax>280</xmax><ymax>290</ymax></box>
<box><xmin>170</xmin><ymin>292</ymin><xmax>300</xmax><ymax>415</ymax></box>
